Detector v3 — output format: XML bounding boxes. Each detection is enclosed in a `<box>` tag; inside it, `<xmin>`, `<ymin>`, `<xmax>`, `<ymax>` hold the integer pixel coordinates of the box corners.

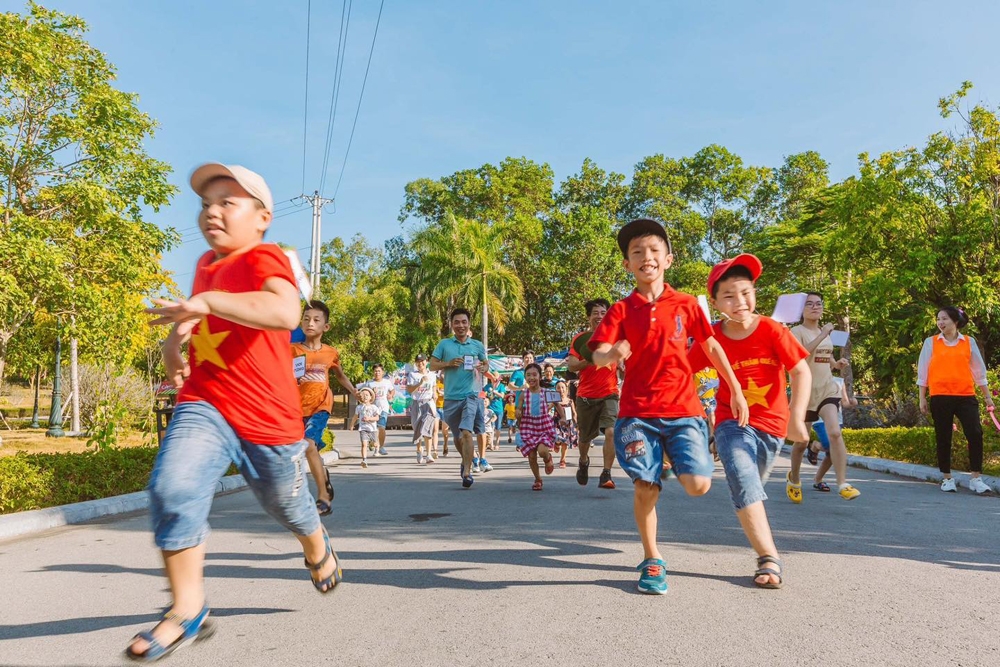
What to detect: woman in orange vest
<box><xmin>917</xmin><ymin>306</ymin><xmax>994</xmax><ymax>494</ymax></box>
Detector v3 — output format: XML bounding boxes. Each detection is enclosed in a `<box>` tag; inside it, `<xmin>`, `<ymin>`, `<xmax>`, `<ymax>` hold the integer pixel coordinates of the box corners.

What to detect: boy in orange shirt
<box><xmin>291</xmin><ymin>300</ymin><xmax>357</xmax><ymax>516</ymax></box>
<box><xmin>131</xmin><ymin>164</ymin><xmax>341</xmax><ymax>662</ymax></box>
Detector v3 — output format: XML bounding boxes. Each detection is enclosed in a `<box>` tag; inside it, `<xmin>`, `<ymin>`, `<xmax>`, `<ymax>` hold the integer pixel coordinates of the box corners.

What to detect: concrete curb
<box><xmin>780</xmin><ymin>445</ymin><xmax>1000</xmax><ymax>493</ymax></box>
<box><xmin>0</xmin><ymin>474</ymin><xmax>248</xmax><ymax>543</ymax></box>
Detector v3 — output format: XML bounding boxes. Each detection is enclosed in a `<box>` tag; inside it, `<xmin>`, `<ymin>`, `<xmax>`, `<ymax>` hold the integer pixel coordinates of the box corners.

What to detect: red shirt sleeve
<box><xmin>687</xmin><ymin>300</ymin><xmax>713</xmax><ymax>343</ymax></box>
<box><xmin>246</xmin><ymin>244</ymin><xmax>296</xmax><ymax>291</ymax></box>
<box><xmin>769</xmin><ymin>318</ymin><xmax>809</xmax><ymax>368</ymax></box>
<box><xmin>190</xmin><ymin>251</ymin><xmax>216</xmax><ymax>296</ymax></box>
<box><xmin>588</xmin><ymin>302</ymin><xmax>625</xmax><ymax>350</ymax></box>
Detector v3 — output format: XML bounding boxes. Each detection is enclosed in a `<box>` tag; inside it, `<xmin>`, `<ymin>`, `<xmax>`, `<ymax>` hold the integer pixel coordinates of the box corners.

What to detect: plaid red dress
<box><xmin>518</xmin><ymin>390</ymin><xmax>556</xmax><ymax>456</ymax></box>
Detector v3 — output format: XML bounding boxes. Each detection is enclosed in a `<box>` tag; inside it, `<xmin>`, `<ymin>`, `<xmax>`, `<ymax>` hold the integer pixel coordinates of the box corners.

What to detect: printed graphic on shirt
<box><xmin>191</xmin><ymin>318</ymin><xmax>230</xmax><ymax>369</ymax></box>
<box><xmin>742</xmin><ymin>377</ymin><xmax>773</xmax><ymax>408</ymax></box>
<box><xmin>670</xmin><ymin>315</ymin><xmax>685</xmax><ymax>341</ymax></box>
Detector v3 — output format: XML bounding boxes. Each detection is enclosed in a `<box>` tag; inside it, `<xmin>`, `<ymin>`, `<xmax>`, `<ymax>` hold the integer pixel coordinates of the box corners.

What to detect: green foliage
<box><xmin>85</xmin><ymin>400</ymin><xmax>129</xmax><ymax>450</ymax></box>
<box><xmin>842</xmin><ymin>427</ymin><xmax>1000</xmax><ymax>477</ymax></box>
<box><xmin>0</xmin><ymin>446</ymin><xmax>159</xmax><ymax>514</ymax></box>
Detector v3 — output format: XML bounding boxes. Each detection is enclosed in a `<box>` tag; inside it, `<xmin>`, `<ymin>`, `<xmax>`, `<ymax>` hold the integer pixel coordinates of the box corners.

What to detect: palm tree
<box><xmin>409</xmin><ymin>212</ymin><xmax>524</xmax><ymax>350</ymax></box>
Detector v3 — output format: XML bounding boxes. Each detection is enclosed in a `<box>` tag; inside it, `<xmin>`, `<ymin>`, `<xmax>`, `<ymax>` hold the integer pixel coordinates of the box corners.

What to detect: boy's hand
<box><xmin>919</xmin><ymin>397</ymin><xmax>928</xmax><ymax>415</ymax></box>
<box><xmin>608</xmin><ymin>339</ymin><xmax>632</xmax><ymax>364</ymax></box>
<box><xmin>846</xmin><ymin>396</ymin><xmax>859</xmax><ymax>408</ymax></box>
<box><xmin>163</xmin><ymin>345</ymin><xmax>190</xmax><ymax>389</ymax></box>
<box><xmin>821</xmin><ymin>323</ymin><xmax>835</xmax><ymax>337</ymax></box>
<box><xmin>786</xmin><ymin>419</ymin><xmax>809</xmax><ymax>444</ymax></box>
<box><xmin>147</xmin><ymin>296</ymin><xmax>210</xmax><ymax>328</ymax></box>
<box><xmin>731</xmin><ymin>390</ymin><xmax>750</xmax><ymax>427</ymax></box>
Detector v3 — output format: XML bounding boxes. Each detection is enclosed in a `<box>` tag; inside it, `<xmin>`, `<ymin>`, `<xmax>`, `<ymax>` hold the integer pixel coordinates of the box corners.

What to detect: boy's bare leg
<box><xmin>634</xmin><ymin>481</ymin><xmax>661</xmax><ymax>560</ymax></box>
<box><xmin>815</xmin><ymin>453</ymin><xmax>833</xmax><ymax>483</ymax></box>
<box><xmin>295</xmin><ymin>527</ymin><xmax>339</xmax><ymax>590</ymax></box>
<box><xmin>676</xmin><ymin>474</ymin><xmax>711</xmax><ymax>496</ymax></box>
<box><xmin>788</xmin><ymin>441</ymin><xmax>807</xmax><ymax>484</ymax></box>
<box><xmin>602</xmin><ymin>426</ymin><xmax>616</xmax><ymax>470</ymax></box>
<box><xmin>127</xmin><ymin>544</ymin><xmax>207</xmax><ymax>654</ymax></box>
<box><xmin>378</xmin><ymin>426</ymin><xmax>386</xmax><ymax>449</ymax></box>
<box><xmin>303</xmin><ymin>441</ymin><xmax>331</xmax><ymax>504</ymax></box>
<box><xmin>477</xmin><ymin>434</ymin><xmax>487</xmax><ymax>461</ymax></box>
<box><xmin>819</xmin><ymin>403</ymin><xmax>849</xmax><ymax>487</ymax></box>
<box><xmin>458</xmin><ymin>430</ymin><xmax>474</xmax><ymax>473</ymax></box>
<box><xmin>735</xmin><ymin>501</ymin><xmax>780</xmax><ymax>586</ymax></box>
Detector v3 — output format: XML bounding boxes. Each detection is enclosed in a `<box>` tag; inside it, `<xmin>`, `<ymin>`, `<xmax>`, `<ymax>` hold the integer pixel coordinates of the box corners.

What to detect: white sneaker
<box><xmin>940</xmin><ymin>477</ymin><xmax>957</xmax><ymax>492</ymax></box>
<box><xmin>416</xmin><ymin>453</ymin><xmax>424</xmax><ymax>464</ymax></box>
<box><xmin>426</xmin><ymin>453</ymin><xmax>436</xmax><ymax>463</ymax></box>
<box><xmin>361</xmin><ymin>459</ymin><xmax>369</xmax><ymax>469</ymax></box>
<box><xmin>968</xmin><ymin>476</ymin><xmax>992</xmax><ymax>495</ymax></box>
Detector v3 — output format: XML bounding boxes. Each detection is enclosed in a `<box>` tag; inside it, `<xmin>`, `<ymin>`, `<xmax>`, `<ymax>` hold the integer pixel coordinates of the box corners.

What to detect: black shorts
<box><xmin>805</xmin><ymin>397</ymin><xmax>840</xmax><ymax>424</ymax></box>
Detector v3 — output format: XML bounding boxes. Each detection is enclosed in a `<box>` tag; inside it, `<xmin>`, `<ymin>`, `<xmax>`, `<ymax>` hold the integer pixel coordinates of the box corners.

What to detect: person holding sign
<box><xmin>291</xmin><ymin>300</ymin><xmax>357</xmax><ymax>516</ymax></box>
<box><xmin>552</xmin><ymin>379</ymin><xmax>579</xmax><ymax>468</ymax></box>
<box><xmin>917</xmin><ymin>306</ymin><xmax>994</xmax><ymax>494</ymax></box>
<box><xmin>787</xmin><ymin>292</ymin><xmax>861</xmax><ymax>502</ymax></box>
<box><xmin>566</xmin><ymin>298</ymin><xmax>620</xmax><ymax>489</ymax></box>
<box><xmin>430</xmin><ymin>308</ymin><xmax>495</xmax><ymax>488</ymax></box>
<box><xmin>406</xmin><ymin>354</ymin><xmax>438</xmax><ymax>465</ymax></box>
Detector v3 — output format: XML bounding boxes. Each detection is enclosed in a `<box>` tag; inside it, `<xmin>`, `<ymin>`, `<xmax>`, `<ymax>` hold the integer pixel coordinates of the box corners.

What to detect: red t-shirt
<box><xmin>569</xmin><ymin>331</ymin><xmax>619</xmax><ymax>399</ymax></box>
<box><xmin>688</xmin><ymin>316</ymin><xmax>808</xmax><ymax>438</ymax></box>
<box><xmin>589</xmin><ymin>286</ymin><xmax>713</xmax><ymax>419</ymax></box>
<box><xmin>176</xmin><ymin>244</ymin><xmax>305</xmax><ymax>445</ymax></box>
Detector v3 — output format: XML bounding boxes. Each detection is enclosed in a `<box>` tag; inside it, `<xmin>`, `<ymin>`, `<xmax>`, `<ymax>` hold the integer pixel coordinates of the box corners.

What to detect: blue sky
<box><xmin>9</xmin><ymin>0</ymin><xmax>1000</xmax><ymax>284</ymax></box>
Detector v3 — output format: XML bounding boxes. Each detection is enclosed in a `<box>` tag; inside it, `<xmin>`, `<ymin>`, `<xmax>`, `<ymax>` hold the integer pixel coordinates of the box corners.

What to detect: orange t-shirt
<box><xmin>177</xmin><ymin>244</ymin><xmax>304</xmax><ymax>445</ymax></box>
<box><xmin>291</xmin><ymin>343</ymin><xmax>341</xmax><ymax>416</ymax></box>
<box><xmin>928</xmin><ymin>336</ymin><xmax>975</xmax><ymax>396</ymax></box>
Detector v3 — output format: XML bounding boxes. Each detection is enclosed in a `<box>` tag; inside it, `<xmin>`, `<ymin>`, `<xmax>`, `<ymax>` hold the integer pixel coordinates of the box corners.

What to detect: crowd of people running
<box><xmin>126</xmin><ymin>164</ymin><xmax>994</xmax><ymax>662</ymax></box>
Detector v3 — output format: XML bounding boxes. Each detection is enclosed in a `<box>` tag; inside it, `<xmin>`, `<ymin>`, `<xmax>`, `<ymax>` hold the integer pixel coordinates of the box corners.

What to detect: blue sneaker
<box><xmin>472</xmin><ymin>457</ymin><xmax>481</xmax><ymax>474</ymax></box>
<box><xmin>636</xmin><ymin>558</ymin><xmax>668</xmax><ymax>595</ymax></box>
<box><xmin>480</xmin><ymin>458</ymin><xmax>493</xmax><ymax>472</ymax></box>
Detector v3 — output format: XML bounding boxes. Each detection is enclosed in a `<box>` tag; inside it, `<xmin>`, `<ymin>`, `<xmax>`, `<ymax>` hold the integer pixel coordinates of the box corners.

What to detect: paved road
<box><xmin>2</xmin><ymin>430</ymin><xmax>999</xmax><ymax>666</ymax></box>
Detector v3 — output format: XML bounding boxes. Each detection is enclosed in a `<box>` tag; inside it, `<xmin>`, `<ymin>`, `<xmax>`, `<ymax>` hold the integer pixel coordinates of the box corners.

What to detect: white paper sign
<box><xmin>463</xmin><ymin>355</ymin><xmax>475</xmax><ymax>371</ymax></box>
<box><xmin>771</xmin><ymin>293</ymin><xmax>807</xmax><ymax>324</ymax></box>
<box><xmin>283</xmin><ymin>249</ymin><xmax>312</xmax><ymax>301</ymax></box>
<box><xmin>293</xmin><ymin>355</ymin><xmax>307</xmax><ymax>379</ymax></box>
<box><xmin>563</xmin><ymin>406</ymin><xmax>573</xmax><ymax>421</ymax></box>
<box><xmin>697</xmin><ymin>294</ymin><xmax>712</xmax><ymax>323</ymax></box>
<box><xmin>829</xmin><ymin>330</ymin><xmax>849</xmax><ymax>347</ymax></box>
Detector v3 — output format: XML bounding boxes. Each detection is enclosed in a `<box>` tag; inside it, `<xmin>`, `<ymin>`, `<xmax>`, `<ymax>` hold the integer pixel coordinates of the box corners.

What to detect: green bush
<box><xmin>0</xmin><ymin>447</ymin><xmax>158</xmax><ymax>514</ymax></box>
<box><xmin>842</xmin><ymin>427</ymin><xmax>1000</xmax><ymax>477</ymax></box>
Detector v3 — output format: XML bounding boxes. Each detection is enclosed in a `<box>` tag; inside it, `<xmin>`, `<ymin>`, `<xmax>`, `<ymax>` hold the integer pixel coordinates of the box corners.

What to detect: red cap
<box><xmin>707</xmin><ymin>254</ymin><xmax>763</xmax><ymax>296</ymax></box>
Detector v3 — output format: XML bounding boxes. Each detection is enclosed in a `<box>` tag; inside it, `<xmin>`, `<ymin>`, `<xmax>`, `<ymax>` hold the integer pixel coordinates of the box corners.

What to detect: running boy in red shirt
<box><xmin>589</xmin><ymin>218</ymin><xmax>749</xmax><ymax>595</ymax></box>
<box><xmin>292</xmin><ymin>299</ymin><xmax>358</xmax><ymax>516</ymax></box>
<box><xmin>688</xmin><ymin>254</ymin><xmax>811</xmax><ymax>589</ymax></box>
<box><xmin>130</xmin><ymin>164</ymin><xmax>341</xmax><ymax>662</ymax></box>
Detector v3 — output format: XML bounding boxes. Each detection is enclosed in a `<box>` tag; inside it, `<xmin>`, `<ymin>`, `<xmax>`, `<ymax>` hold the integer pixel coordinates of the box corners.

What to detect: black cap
<box><xmin>617</xmin><ymin>218</ymin><xmax>672</xmax><ymax>256</ymax></box>
<box><xmin>415</xmin><ymin>353</ymin><xmax>427</xmax><ymax>361</ymax></box>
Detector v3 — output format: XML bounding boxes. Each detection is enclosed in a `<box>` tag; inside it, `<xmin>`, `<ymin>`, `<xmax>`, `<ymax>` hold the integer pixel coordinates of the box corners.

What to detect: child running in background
<box><xmin>356</xmin><ymin>387</ymin><xmax>380</xmax><ymax>468</ymax></box>
<box><xmin>553</xmin><ymin>379</ymin><xmax>579</xmax><ymax>468</ymax></box>
<box><xmin>504</xmin><ymin>394</ymin><xmax>517</xmax><ymax>444</ymax></box>
<box><xmin>517</xmin><ymin>363</ymin><xmax>558</xmax><ymax>490</ymax></box>
<box><xmin>483</xmin><ymin>395</ymin><xmax>498</xmax><ymax>452</ymax></box>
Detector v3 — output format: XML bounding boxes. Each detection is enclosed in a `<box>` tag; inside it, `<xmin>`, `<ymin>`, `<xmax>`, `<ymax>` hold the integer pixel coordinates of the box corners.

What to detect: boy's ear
<box><xmin>663</xmin><ymin>253</ymin><xmax>674</xmax><ymax>270</ymax></box>
<box><xmin>323</xmin><ymin>321</ymin><xmax>331</xmax><ymax>332</ymax></box>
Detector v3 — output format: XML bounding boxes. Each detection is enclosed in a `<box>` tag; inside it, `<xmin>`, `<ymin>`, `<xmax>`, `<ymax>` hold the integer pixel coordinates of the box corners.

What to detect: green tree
<box><xmin>0</xmin><ymin>2</ymin><xmax>176</xmax><ymax>384</ymax></box>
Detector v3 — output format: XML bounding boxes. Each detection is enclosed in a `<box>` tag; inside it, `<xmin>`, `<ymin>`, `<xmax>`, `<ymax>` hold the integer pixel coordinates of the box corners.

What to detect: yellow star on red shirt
<box><xmin>191</xmin><ymin>318</ymin><xmax>230</xmax><ymax>369</ymax></box>
<box><xmin>743</xmin><ymin>377</ymin><xmax>772</xmax><ymax>408</ymax></box>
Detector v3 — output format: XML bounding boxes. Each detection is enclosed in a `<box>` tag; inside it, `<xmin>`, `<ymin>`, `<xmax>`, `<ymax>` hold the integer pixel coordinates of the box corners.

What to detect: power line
<box><xmin>333</xmin><ymin>0</ymin><xmax>385</xmax><ymax>198</ymax></box>
<box><xmin>318</xmin><ymin>0</ymin><xmax>352</xmax><ymax>195</ymax></box>
<box><xmin>299</xmin><ymin>0</ymin><xmax>312</xmax><ymax>193</ymax></box>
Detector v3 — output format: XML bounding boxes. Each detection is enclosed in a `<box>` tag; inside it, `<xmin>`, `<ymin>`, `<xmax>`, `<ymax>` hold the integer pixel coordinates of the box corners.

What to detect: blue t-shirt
<box><xmin>485</xmin><ymin>381</ymin><xmax>506</xmax><ymax>413</ymax></box>
<box><xmin>432</xmin><ymin>336</ymin><xmax>488</xmax><ymax>400</ymax></box>
<box><xmin>510</xmin><ymin>370</ymin><xmax>525</xmax><ymax>388</ymax></box>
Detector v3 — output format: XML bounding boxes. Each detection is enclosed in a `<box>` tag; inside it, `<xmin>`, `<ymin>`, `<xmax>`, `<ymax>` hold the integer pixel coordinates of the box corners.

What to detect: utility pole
<box><xmin>299</xmin><ymin>190</ymin><xmax>334</xmax><ymax>297</ymax></box>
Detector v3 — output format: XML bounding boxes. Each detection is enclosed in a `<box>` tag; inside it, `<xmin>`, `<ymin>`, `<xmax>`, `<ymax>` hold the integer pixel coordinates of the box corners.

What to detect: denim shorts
<box><xmin>714</xmin><ymin>419</ymin><xmax>783</xmax><ymax>510</ymax></box>
<box><xmin>614</xmin><ymin>416</ymin><xmax>713</xmax><ymax>488</ymax></box>
<box><xmin>377</xmin><ymin>411</ymin><xmax>388</xmax><ymax>429</ymax></box>
<box><xmin>149</xmin><ymin>401</ymin><xmax>321</xmax><ymax>551</ymax></box>
<box><xmin>443</xmin><ymin>396</ymin><xmax>485</xmax><ymax>435</ymax></box>
<box><xmin>303</xmin><ymin>411</ymin><xmax>330</xmax><ymax>448</ymax></box>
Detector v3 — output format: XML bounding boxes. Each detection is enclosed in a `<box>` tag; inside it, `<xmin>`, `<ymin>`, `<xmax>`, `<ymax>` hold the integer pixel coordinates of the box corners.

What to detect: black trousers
<box><xmin>929</xmin><ymin>395</ymin><xmax>984</xmax><ymax>474</ymax></box>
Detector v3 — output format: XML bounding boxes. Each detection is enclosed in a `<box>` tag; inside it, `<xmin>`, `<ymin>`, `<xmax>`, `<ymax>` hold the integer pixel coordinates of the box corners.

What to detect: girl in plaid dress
<box><xmin>517</xmin><ymin>364</ymin><xmax>557</xmax><ymax>490</ymax></box>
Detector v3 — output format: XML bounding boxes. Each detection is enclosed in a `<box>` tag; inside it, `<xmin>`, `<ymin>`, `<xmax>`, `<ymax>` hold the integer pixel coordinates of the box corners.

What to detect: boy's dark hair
<box><xmin>304</xmin><ymin>300</ymin><xmax>330</xmax><ymax>322</ymax></box>
<box><xmin>524</xmin><ymin>363</ymin><xmax>542</xmax><ymax>376</ymax></box>
<box><xmin>450</xmin><ymin>308</ymin><xmax>471</xmax><ymax>322</ymax></box>
<box><xmin>543</xmin><ymin>363</ymin><xmax>555</xmax><ymax>371</ymax></box>
<box><xmin>940</xmin><ymin>306</ymin><xmax>970</xmax><ymax>329</ymax></box>
<box><xmin>710</xmin><ymin>266</ymin><xmax>755</xmax><ymax>298</ymax></box>
<box><xmin>373</xmin><ymin>363</ymin><xmax>384</xmax><ymax>371</ymax></box>
<box><xmin>585</xmin><ymin>298</ymin><xmax>611</xmax><ymax>316</ymax></box>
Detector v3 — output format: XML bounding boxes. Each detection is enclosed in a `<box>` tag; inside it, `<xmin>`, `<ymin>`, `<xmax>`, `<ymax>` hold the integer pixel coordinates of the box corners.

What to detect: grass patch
<box><xmin>842</xmin><ymin>427</ymin><xmax>1000</xmax><ymax>477</ymax></box>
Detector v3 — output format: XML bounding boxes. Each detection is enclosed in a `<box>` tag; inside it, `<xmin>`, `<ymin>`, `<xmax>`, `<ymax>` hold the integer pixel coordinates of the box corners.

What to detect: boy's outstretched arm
<box><xmin>147</xmin><ymin>277</ymin><xmax>301</xmax><ymax>331</ymax></box>
<box><xmin>700</xmin><ymin>336</ymin><xmax>749</xmax><ymax>427</ymax></box>
<box><xmin>333</xmin><ymin>367</ymin><xmax>357</xmax><ymax>397</ymax></box>
<box><xmin>592</xmin><ymin>340</ymin><xmax>631</xmax><ymax>369</ymax></box>
<box><xmin>786</xmin><ymin>359</ymin><xmax>812</xmax><ymax>443</ymax></box>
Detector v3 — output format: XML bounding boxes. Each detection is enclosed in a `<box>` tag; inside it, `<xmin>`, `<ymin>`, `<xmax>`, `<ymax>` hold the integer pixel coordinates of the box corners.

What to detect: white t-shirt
<box><xmin>356</xmin><ymin>403</ymin><xmax>381</xmax><ymax>433</ymax></box>
<box><xmin>407</xmin><ymin>371</ymin><xmax>436</xmax><ymax>403</ymax></box>
<box><xmin>363</xmin><ymin>378</ymin><xmax>395</xmax><ymax>412</ymax></box>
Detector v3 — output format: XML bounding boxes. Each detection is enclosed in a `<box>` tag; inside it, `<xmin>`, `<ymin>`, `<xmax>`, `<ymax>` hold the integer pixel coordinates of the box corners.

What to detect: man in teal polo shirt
<box><xmin>431</xmin><ymin>308</ymin><xmax>495</xmax><ymax>488</ymax></box>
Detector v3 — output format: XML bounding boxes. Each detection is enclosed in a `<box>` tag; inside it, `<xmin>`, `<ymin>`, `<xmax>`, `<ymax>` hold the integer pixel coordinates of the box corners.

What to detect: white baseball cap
<box><xmin>189</xmin><ymin>163</ymin><xmax>274</xmax><ymax>213</ymax></box>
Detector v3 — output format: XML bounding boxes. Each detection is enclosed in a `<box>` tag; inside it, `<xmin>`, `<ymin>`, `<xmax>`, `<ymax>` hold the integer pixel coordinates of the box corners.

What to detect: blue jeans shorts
<box><xmin>303</xmin><ymin>411</ymin><xmax>330</xmax><ymax>448</ymax></box>
<box><xmin>614</xmin><ymin>416</ymin><xmax>713</xmax><ymax>488</ymax></box>
<box><xmin>443</xmin><ymin>396</ymin><xmax>485</xmax><ymax>435</ymax></box>
<box><xmin>714</xmin><ymin>419</ymin><xmax>783</xmax><ymax>510</ymax></box>
<box><xmin>149</xmin><ymin>401</ymin><xmax>320</xmax><ymax>551</ymax></box>
<box><xmin>377</xmin><ymin>411</ymin><xmax>388</xmax><ymax>429</ymax></box>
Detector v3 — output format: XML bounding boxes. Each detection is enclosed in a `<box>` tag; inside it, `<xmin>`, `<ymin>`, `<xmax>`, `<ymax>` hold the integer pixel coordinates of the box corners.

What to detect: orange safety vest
<box><xmin>928</xmin><ymin>336</ymin><xmax>975</xmax><ymax>396</ymax></box>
